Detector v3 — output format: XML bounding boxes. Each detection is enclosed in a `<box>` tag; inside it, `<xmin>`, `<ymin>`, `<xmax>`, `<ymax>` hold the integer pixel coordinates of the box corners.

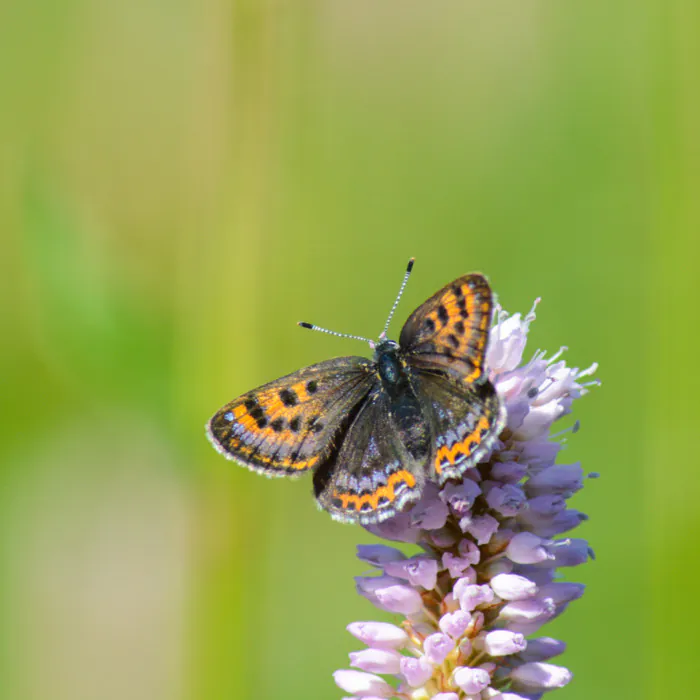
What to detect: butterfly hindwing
<box><xmin>400</xmin><ymin>273</ymin><xmax>493</xmax><ymax>386</ymax></box>
<box><xmin>207</xmin><ymin>357</ymin><xmax>374</xmax><ymax>476</ymax></box>
<box><xmin>416</xmin><ymin>371</ymin><xmax>506</xmax><ymax>484</ymax></box>
<box><xmin>314</xmin><ymin>388</ymin><xmax>425</xmax><ymax>524</ymax></box>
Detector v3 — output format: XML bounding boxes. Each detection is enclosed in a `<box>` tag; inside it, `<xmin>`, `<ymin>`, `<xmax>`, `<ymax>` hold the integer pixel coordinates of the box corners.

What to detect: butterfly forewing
<box><xmin>400</xmin><ymin>274</ymin><xmax>493</xmax><ymax>386</ymax></box>
<box><xmin>314</xmin><ymin>389</ymin><xmax>424</xmax><ymax>524</ymax></box>
<box><xmin>207</xmin><ymin>357</ymin><xmax>374</xmax><ymax>476</ymax></box>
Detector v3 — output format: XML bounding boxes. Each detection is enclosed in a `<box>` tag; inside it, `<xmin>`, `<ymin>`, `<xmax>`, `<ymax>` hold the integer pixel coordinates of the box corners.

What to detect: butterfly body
<box><xmin>371</xmin><ymin>338</ymin><xmax>432</xmax><ymax>462</ymax></box>
<box><xmin>207</xmin><ymin>272</ymin><xmax>506</xmax><ymax>524</ymax></box>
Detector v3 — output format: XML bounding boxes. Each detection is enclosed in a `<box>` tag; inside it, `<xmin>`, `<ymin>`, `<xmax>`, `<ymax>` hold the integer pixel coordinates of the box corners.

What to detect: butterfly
<box><xmin>206</xmin><ymin>259</ymin><xmax>506</xmax><ymax>525</ymax></box>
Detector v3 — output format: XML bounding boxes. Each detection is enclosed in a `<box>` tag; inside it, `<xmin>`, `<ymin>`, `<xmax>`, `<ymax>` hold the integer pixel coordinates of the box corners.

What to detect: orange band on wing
<box><xmin>221</xmin><ymin>435</ymin><xmax>320</xmax><ymax>470</ymax></box>
<box><xmin>256</xmin><ymin>380</ymin><xmax>312</xmax><ymax>417</ymax></box>
<box><xmin>463</xmin><ymin>366</ymin><xmax>483</xmax><ymax>383</ymax></box>
<box><xmin>435</xmin><ymin>415</ymin><xmax>491</xmax><ymax>471</ymax></box>
<box><xmin>257</xmin><ymin>393</ymin><xmax>286</xmax><ymax>416</ymax></box>
<box><xmin>460</xmin><ymin>298</ymin><xmax>491</xmax><ymax>383</ymax></box>
<box><xmin>291</xmin><ymin>380</ymin><xmax>311</xmax><ymax>403</ymax></box>
<box><xmin>478</xmin><ymin>301</ymin><xmax>490</xmax><ymax>329</ymax></box>
<box><xmin>421</xmin><ymin>283</ymin><xmax>491</xmax><ymax>385</ymax></box>
<box><xmin>334</xmin><ymin>470</ymin><xmax>416</xmax><ymax>511</ymax></box>
<box><xmin>237</xmin><ymin>414</ymin><xmax>260</xmax><ymax>433</ymax></box>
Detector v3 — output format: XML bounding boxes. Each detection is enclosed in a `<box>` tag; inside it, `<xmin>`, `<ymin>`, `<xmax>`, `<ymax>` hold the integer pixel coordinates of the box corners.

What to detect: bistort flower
<box><xmin>334</xmin><ymin>299</ymin><xmax>598</xmax><ymax>699</ymax></box>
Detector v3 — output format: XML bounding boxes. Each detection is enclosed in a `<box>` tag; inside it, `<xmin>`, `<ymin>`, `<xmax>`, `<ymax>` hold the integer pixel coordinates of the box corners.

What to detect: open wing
<box><xmin>400</xmin><ymin>273</ymin><xmax>494</xmax><ymax>386</ymax></box>
<box><xmin>207</xmin><ymin>356</ymin><xmax>374</xmax><ymax>476</ymax></box>
<box><xmin>415</xmin><ymin>370</ymin><xmax>505</xmax><ymax>484</ymax></box>
<box><xmin>313</xmin><ymin>388</ymin><xmax>425</xmax><ymax>524</ymax></box>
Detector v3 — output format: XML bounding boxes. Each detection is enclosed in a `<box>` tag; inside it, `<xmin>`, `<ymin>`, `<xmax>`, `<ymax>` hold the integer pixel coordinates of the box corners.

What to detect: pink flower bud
<box><xmin>482</xmin><ymin>630</ymin><xmax>527</xmax><ymax>656</ymax></box>
<box><xmin>346</xmin><ymin>621</ymin><xmax>408</xmax><ymax>649</ymax></box>
<box><xmin>349</xmin><ymin>648</ymin><xmax>402</xmax><ymax>674</ymax></box>
<box><xmin>333</xmin><ymin>670</ymin><xmax>393</xmax><ymax>697</ymax></box>
<box><xmin>510</xmin><ymin>661</ymin><xmax>572</xmax><ymax>689</ymax></box>
<box><xmin>453</xmin><ymin>666</ymin><xmax>491</xmax><ymax>694</ymax></box>
<box><xmin>489</xmin><ymin>573</ymin><xmax>537</xmax><ymax>601</ymax></box>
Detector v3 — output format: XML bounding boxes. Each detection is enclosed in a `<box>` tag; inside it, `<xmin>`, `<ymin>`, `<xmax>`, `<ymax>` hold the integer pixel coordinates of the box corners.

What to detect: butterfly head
<box><xmin>374</xmin><ymin>338</ymin><xmax>400</xmax><ymax>355</ymax></box>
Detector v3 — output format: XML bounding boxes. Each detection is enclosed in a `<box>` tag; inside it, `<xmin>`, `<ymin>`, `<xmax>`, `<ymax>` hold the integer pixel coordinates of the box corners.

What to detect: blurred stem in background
<box><xmin>648</xmin><ymin>1</ymin><xmax>700</xmax><ymax>697</ymax></box>
<box><xmin>178</xmin><ymin>2</ymin><xmax>283</xmax><ymax>699</ymax></box>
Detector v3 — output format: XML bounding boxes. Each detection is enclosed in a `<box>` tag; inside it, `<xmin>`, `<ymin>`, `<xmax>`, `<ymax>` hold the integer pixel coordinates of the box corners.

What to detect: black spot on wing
<box><xmin>279</xmin><ymin>388</ymin><xmax>298</xmax><ymax>407</ymax></box>
<box><xmin>249</xmin><ymin>406</ymin><xmax>264</xmax><ymax>421</ymax></box>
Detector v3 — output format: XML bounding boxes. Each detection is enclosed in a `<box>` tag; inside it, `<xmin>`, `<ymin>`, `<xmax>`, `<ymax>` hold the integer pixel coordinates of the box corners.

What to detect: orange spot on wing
<box><xmin>238</xmin><ymin>414</ymin><xmax>259</xmax><ymax>433</ymax></box>
<box><xmin>277</xmin><ymin>453</ymin><xmax>320</xmax><ymax>470</ymax></box>
<box><xmin>435</xmin><ymin>415</ymin><xmax>491</xmax><ymax>468</ymax></box>
<box><xmin>464</xmin><ymin>366</ymin><xmax>483</xmax><ymax>383</ymax></box>
<box><xmin>291</xmin><ymin>381</ymin><xmax>310</xmax><ymax>402</ymax></box>
<box><xmin>465</xmin><ymin>289</ymin><xmax>477</xmax><ymax>318</ymax></box>
<box><xmin>256</xmin><ymin>381</ymin><xmax>313</xmax><ymax>418</ymax></box>
<box><xmin>221</xmin><ymin>434</ymin><xmax>320</xmax><ymax>470</ymax></box>
<box><xmin>276</xmin><ymin>451</ymin><xmax>315</xmax><ymax>469</ymax></box>
<box><xmin>479</xmin><ymin>302</ymin><xmax>490</xmax><ymax>329</ymax></box>
<box><xmin>257</xmin><ymin>393</ymin><xmax>286</xmax><ymax>416</ymax></box>
<box><xmin>443</xmin><ymin>293</ymin><xmax>462</xmax><ymax>319</ymax></box>
<box><xmin>335</xmin><ymin>470</ymin><xmax>416</xmax><ymax>511</ymax></box>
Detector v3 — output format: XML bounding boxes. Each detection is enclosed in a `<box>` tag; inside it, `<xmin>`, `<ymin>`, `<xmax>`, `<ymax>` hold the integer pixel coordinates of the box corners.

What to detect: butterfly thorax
<box><xmin>374</xmin><ymin>340</ymin><xmax>407</xmax><ymax>394</ymax></box>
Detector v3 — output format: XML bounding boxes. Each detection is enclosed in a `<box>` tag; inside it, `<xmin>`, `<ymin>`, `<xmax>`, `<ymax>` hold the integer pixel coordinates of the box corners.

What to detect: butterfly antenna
<box><xmin>380</xmin><ymin>257</ymin><xmax>415</xmax><ymax>340</ymax></box>
<box><xmin>297</xmin><ymin>321</ymin><xmax>375</xmax><ymax>348</ymax></box>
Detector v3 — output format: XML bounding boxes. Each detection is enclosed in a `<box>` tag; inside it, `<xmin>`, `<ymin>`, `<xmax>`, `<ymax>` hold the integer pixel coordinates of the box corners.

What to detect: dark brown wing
<box><xmin>207</xmin><ymin>356</ymin><xmax>374</xmax><ymax>476</ymax></box>
<box><xmin>414</xmin><ymin>370</ymin><xmax>506</xmax><ymax>484</ymax></box>
<box><xmin>314</xmin><ymin>387</ymin><xmax>425</xmax><ymax>524</ymax></box>
<box><xmin>400</xmin><ymin>273</ymin><xmax>494</xmax><ymax>386</ymax></box>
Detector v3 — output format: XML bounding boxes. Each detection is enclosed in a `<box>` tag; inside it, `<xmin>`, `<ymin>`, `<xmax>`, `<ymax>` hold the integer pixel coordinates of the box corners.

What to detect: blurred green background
<box><xmin>1</xmin><ymin>1</ymin><xmax>698</xmax><ymax>698</ymax></box>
